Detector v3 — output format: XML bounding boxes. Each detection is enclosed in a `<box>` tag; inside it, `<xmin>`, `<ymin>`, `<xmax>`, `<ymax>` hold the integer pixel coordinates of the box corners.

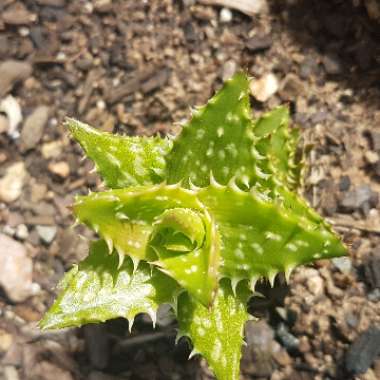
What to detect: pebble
<box><xmin>0</xmin><ymin>96</ymin><xmax>23</xmax><ymax>138</ymax></box>
<box><xmin>3</xmin><ymin>366</ymin><xmax>19</xmax><ymax>380</ymax></box>
<box><xmin>365</xmin><ymin>0</ymin><xmax>380</xmax><ymax>20</ymax></box>
<box><xmin>306</xmin><ymin>273</ymin><xmax>324</xmax><ymax>296</ymax></box>
<box><xmin>0</xmin><ymin>233</ymin><xmax>34</xmax><ymax>302</ymax></box>
<box><xmin>276</xmin><ymin>323</ymin><xmax>299</xmax><ymax>351</ymax></box>
<box><xmin>199</xmin><ymin>0</ymin><xmax>268</xmax><ymax>16</ymax></box>
<box><xmin>345</xmin><ymin>326</ymin><xmax>380</xmax><ymax>375</ymax></box>
<box><xmin>48</xmin><ymin>161</ymin><xmax>70</xmax><ymax>178</ymax></box>
<box><xmin>340</xmin><ymin>184</ymin><xmax>378</xmax><ymax>214</ymax></box>
<box><xmin>368</xmin><ymin>130</ymin><xmax>380</xmax><ymax>153</ymax></box>
<box><xmin>367</xmin><ymin>288</ymin><xmax>380</xmax><ymax>302</ymax></box>
<box><xmin>36</xmin><ymin>225</ymin><xmax>57</xmax><ymax>244</ymax></box>
<box><xmin>84</xmin><ymin>324</ymin><xmax>109</xmax><ymax>370</ymax></box>
<box><xmin>15</xmin><ymin>224</ymin><xmax>29</xmax><ymax>240</ymax></box>
<box><xmin>220</xmin><ymin>7</ymin><xmax>233</xmax><ymax>22</ymax></box>
<box><xmin>245</xmin><ymin>34</ymin><xmax>272</xmax><ymax>53</ymax></box>
<box><xmin>3</xmin><ymin>5</ymin><xmax>36</xmax><ymax>26</ymax></box>
<box><xmin>243</xmin><ymin>320</ymin><xmax>278</xmax><ymax>377</ymax></box>
<box><xmin>0</xmin><ymin>113</ymin><xmax>9</xmax><ymax>134</ymax></box>
<box><xmin>279</xmin><ymin>73</ymin><xmax>305</xmax><ymax>101</ymax></box>
<box><xmin>250</xmin><ymin>73</ymin><xmax>279</xmax><ymax>102</ymax></box>
<box><xmin>93</xmin><ymin>0</ymin><xmax>113</xmax><ymax>13</ymax></box>
<box><xmin>32</xmin><ymin>361</ymin><xmax>73</xmax><ymax>380</ymax></box>
<box><xmin>339</xmin><ymin>175</ymin><xmax>351</xmax><ymax>191</ymax></box>
<box><xmin>364</xmin><ymin>150</ymin><xmax>379</xmax><ymax>165</ymax></box>
<box><xmin>0</xmin><ymin>329</ymin><xmax>13</xmax><ymax>353</ymax></box>
<box><xmin>222</xmin><ymin>60</ymin><xmax>237</xmax><ymax>81</ymax></box>
<box><xmin>41</xmin><ymin>140</ymin><xmax>63</xmax><ymax>159</ymax></box>
<box><xmin>0</xmin><ymin>162</ymin><xmax>27</xmax><ymax>203</ymax></box>
<box><xmin>322</xmin><ymin>54</ymin><xmax>342</xmax><ymax>75</ymax></box>
<box><xmin>156</xmin><ymin>304</ymin><xmax>176</xmax><ymax>327</ymax></box>
<box><xmin>364</xmin><ymin>251</ymin><xmax>380</xmax><ymax>289</ymax></box>
<box><xmin>332</xmin><ymin>256</ymin><xmax>352</xmax><ymax>275</ymax></box>
<box><xmin>299</xmin><ymin>56</ymin><xmax>319</xmax><ymax>79</ymax></box>
<box><xmin>21</xmin><ymin>106</ymin><xmax>50</xmax><ymax>150</ymax></box>
<box><xmin>0</xmin><ymin>60</ymin><xmax>33</xmax><ymax>98</ymax></box>
<box><xmin>301</xmin><ymin>268</ymin><xmax>324</xmax><ymax>296</ymax></box>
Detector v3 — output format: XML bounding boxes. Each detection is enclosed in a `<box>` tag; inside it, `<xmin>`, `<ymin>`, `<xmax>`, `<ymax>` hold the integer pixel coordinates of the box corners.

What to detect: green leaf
<box><xmin>66</xmin><ymin>118</ymin><xmax>172</xmax><ymax>188</ymax></box>
<box><xmin>177</xmin><ymin>280</ymin><xmax>250</xmax><ymax>380</ymax></box>
<box><xmin>74</xmin><ymin>185</ymin><xmax>220</xmax><ymax>306</ymax></box>
<box><xmin>253</xmin><ymin>106</ymin><xmax>302</xmax><ymax>191</ymax></box>
<box><xmin>166</xmin><ymin>72</ymin><xmax>262</xmax><ymax>188</ymax></box>
<box><xmin>40</xmin><ymin>240</ymin><xmax>179</xmax><ymax>330</ymax></box>
<box><xmin>197</xmin><ymin>182</ymin><xmax>347</xmax><ymax>288</ymax></box>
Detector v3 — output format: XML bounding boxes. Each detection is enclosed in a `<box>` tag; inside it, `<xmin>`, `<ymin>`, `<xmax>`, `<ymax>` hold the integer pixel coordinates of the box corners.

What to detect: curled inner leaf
<box><xmin>149</xmin><ymin>207</ymin><xmax>220</xmax><ymax>306</ymax></box>
<box><xmin>150</xmin><ymin>208</ymin><xmax>206</xmax><ymax>253</ymax></box>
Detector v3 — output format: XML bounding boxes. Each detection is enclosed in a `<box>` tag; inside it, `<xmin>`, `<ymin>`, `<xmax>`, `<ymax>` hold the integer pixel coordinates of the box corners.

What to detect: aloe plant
<box><xmin>40</xmin><ymin>72</ymin><xmax>346</xmax><ymax>380</ymax></box>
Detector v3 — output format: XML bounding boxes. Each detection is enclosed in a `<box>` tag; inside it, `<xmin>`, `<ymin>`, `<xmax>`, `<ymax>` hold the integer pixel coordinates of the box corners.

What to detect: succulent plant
<box><xmin>40</xmin><ymin>72</ymin><xmax>346</xmax><ymax>380</ymax></box>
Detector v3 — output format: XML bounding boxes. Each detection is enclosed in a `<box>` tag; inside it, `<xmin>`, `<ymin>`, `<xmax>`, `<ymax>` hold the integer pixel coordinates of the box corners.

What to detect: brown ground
<box><xmin>0</xmin><ymin>1</ymin><xmax>380</xmax><ymax>379</ymax></box>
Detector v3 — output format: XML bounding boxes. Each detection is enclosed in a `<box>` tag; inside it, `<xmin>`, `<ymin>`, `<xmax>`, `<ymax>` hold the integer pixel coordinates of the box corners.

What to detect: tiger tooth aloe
<box><xmin>41</xmin><ymin>72</ymin><xmax>347</xmax><ymax>380</ymax></box>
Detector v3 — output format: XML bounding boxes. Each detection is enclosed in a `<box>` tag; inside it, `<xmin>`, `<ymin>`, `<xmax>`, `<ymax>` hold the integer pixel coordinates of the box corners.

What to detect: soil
<box><xmin>0</xmin><ymin>1</ymin><xmax>380</xmax><ymax>380</ymax></box>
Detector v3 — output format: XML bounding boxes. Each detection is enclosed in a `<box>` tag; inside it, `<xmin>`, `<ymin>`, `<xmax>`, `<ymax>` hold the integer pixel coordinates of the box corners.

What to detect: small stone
<box><xmin>306</xmin><ymin>273</ymin><xmax>324</xmax><ymax>296</ymax></box>
<box><xmin>340</xmin><ymin>185</ymin><xmax>378</xmax><ymax>213</ymax></box>
<box><xmin>365</xmin><ymin>0</ymin><xmax>380</xmax><ymax>20</ymax></box>
<box><xmin>220</xmin><ymin>7</ymin><xmax>233</xmax><ymax>23</ymax></box>
<box><xmin>222</xmin><ymin>60</ymin><xmax>237</xmax><ymax>81</ymax></box>
<box><xmin>273</xmin><ymin>348</ymin><xmax>291</xmax><ymax>367</ymax></box>
<box><xmin>3</xmin><ymin>366</ymin><xmax>19</xmax><ymax>380</ymax></box>
<box><xmin>365</xmin><ymin>151</ymin><xmax>379</xmax><ymax>164</ymax></box>
<box><xmin>250</xmin><ymin>73</ymin><xmax>279</xmax><ymax>102</ymax></box>
<box><xmin>0</xmin><ymin>60</ymin><xmax>33</xmax><ymax>98</ymax></box>
<box><xmin>48</xmin><ymin>161</ymin><xmax>70</xmax><ymax>178</ymax></box>
<box><xmin>84</xmin><ymin>324</ymin><xmax>109</xmax><ymax>370</ymax></box>
<box><xmin>36</xmin><ymin>225</ymin><xmax>57</xmax><ymax>244</ymax></box>
<box><xmin>364</xmin><ymin>251</ymin><xmax>380</xmax><ymax>289</ymax></box>
<box><xmin>279</xmin><ymin>73</ymin><xmax>305</xmax><ymax>101</ymax></box>
<box><xmin>245</xmin><ymin>320</ymin><xmax>274</xmax><ymax>347</ymax></box>
<box><xmin>0</xmin><ymin>329</ymin><xmax>13</xmax><ymax>353</ymax></box>
<box><xmin>156</xmin><ymin>304</ymin><xmax>175</xmax><ymax>327</ymax></box>
<box><xmin>245</xmin><ymin>34</ymin><xmax>272</xmax><ymax>53</ymax></box>
<box><xmin>368</xmin><ymin>130</ymin><xmax>380</xmax><ymax>153</ymax></box>
<box><xmin>243</xmin><ymin>320</ymin><xmax>277</xmax><ymax>377</ymax></box>
<box><xmin>276</xmin><ymin>323</ymin><xmax>299</xmax><ymax>351</ymax></box>
<box><xmin>345</xmin><ymin>326</ymin><xmax>380</xmax><ymax>375</ymax></box>
<box><xmin>299</xmin><ymin>56</ymin><xmax>319</xmax><ymax>79</ymax></box>
<box><xmin>0</xmin><ymin>114</ymin><xmax>9</xmax><ymax>134</ymax></box>
<box><xmin>32</xmin><ymin>361</ymin><xmax>73</xmax><ymax>380</ymax></box>
<box><xmin>3</xmin><ymin>5</ymin><xmax>36</xmax><ymax>26</ymax></box>
<box><xmin>3</xmin><ymin>225</ymin><xmax>15</xmax><ymax>237</ymax></box>
<box><xmin>94</xmin><ymin>0</ymin><xmax>113</xmax><ymax>13</ymax></box>
<box><xmin>15</xmin><ymin>224</ymin><xmax>28</xmax><ymax>240</ymax></box>
<box><xmin>0</xmin><ymin>162</ymin><xmax>27</xmax><ymax>203</ymax></box>
<box><xmin>339</xmin><ymin>175</ymin><xmax>351</xmax><ymax>192</ymax></box>
<box><xmin>368</xmin><ymin>288</ymin><xmax>380</xmax><ymax>302</ymax></box>
<box><xmin>199</xmin><ymin>0</ymin><xmax>268</xmax><ymax>16</ymax></box>
<box><xmin>322</xmin><ymin>54</ymin><xmax>342</xmax><ymax>75</ymax></box>
<box><xmin>20</xmin><ymin>106</ymin><xmax>49</xmax><ymax>150</ymax></box>
<box><xmin>0</xmin><ymin>233</ymin><xmax>34</xmax><ymax>302</ymax></box>
<box><xmin>0</xmin><ymin>96</ymin><xmax>23</xmax><ymax>138</ymax></box>
<box><xmin>41</xmin><ymin>141</ymin><xmax>63</xmax><ymax>159</ymax></box>
<box><xmin>332</xmin><ymin>256</ymin><xmax>352</xmax><ymax>275</ymax></box>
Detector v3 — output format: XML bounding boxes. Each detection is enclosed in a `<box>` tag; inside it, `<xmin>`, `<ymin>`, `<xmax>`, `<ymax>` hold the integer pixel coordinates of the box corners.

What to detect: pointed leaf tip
<box><xmin>66</xmin><ymin>118</ymin><xmax>172</xmax><ymax>189</ymax></box>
